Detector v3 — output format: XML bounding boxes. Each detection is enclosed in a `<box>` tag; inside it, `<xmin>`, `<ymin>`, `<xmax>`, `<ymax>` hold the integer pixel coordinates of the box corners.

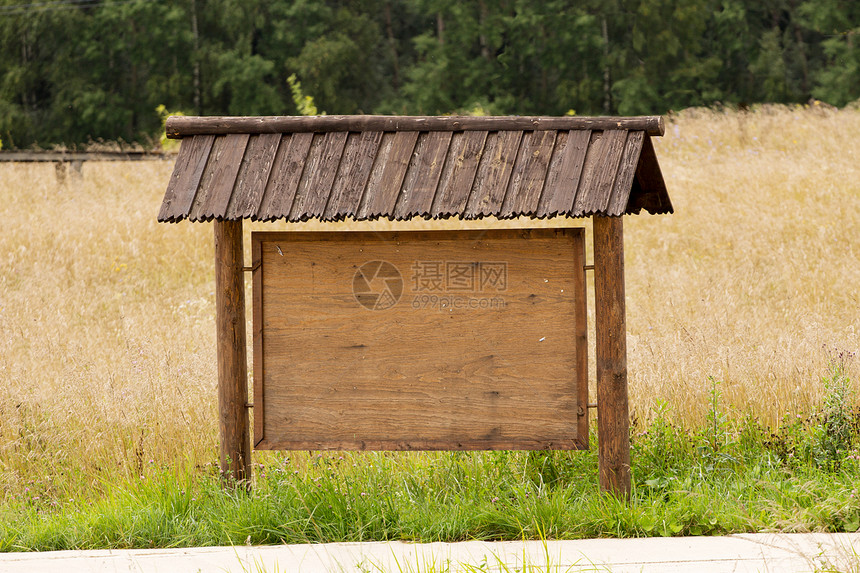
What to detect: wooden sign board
<box><xmin>252</xmin><ymin>228</ymin><xmax>588</xmax><ymax>451</ymax></box>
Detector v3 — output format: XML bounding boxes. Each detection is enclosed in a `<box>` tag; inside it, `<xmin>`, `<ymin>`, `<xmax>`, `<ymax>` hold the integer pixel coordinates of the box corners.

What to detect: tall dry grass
<box><xmin>0</xmin><ymin>105</ymin><xmax>858</xmax><ymax>498</ymax></box>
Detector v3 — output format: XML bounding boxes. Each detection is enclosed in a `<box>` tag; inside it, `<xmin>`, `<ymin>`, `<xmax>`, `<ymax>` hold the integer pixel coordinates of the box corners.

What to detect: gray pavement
<box><xmin>0</xmin><ymin>533</ymin><xmax>858</xmax><ymax>572</ymax></box>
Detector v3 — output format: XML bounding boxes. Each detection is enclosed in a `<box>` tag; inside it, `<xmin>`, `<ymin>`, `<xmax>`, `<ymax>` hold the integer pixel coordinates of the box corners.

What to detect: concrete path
<box><xmin>0</xmin><ymin>533</ymin><xmax>858</xmax><ymax>572</ymax></box>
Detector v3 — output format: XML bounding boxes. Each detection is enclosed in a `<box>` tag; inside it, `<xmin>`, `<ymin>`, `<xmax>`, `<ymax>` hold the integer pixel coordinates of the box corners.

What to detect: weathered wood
<box><xmin>500</xmin><ymin>130</ymin><xmax>556</xmax><ymax>217</ymax></box>
<box><xmin>167</xmin><ymin>115</ymin><xmax>666</xmax><ymax>138</ymax></box>
<box><xmin>294</xmin><ymin>131</ymin><xmax>349</xmax><ymax>220</ymax></box>
<box><xmin>252</xmin><ymin>236</ymin><xmax>264</xmax><ymax>448</ymax></box>
<box><xmin>431</xmin><ymin>131</ymin><xmax>488</xmax><ymax>218</ymax></box>
<box><xmin>159</xmin><ymin>135</ymin><xmax>214</xmax><ymax>222</ymax></box>
<box><xmin>394</xmin><ymin>131</ymin><xmax>453</xmax><ymax>219</ymax></box>
<box><xmin>202</xmin><ymin>134</ymin><xmax>249</xmax><ymax>219</ymax></box>
<box><xmin>537</xmin><ymin>130</ymin><xmax>590</xmax><ymax>217</ymax></box>
<box><xmin>252</xmin><ymin>228</ymin><xmax>588</xmax><ymax>451</ymax></box>
<box><xmin>359</xmin><ymin>131</ymin><xmax>419</xmax><ymax>218</ymax></box>
<box><xmin>574</xmin><ymin>130</ymin><xmax>627</xmax><ymax>215</ymax></box>
<box><xmin>606</xmin><ymin>131</ymin><xmax>644</xmax><ymax>216</ymax></box>
<box><xmin>465</xmin><ymin>131</ymin><xmax>523</xmax><ymax>218</ymax></box>
<box><xmin>627</xmin><ymin>134</ymin><xmax>673</xmax><ymax>216</ymax></box>
<box><xmin>324</xmin><ymin>131</ymin><xmax>383</xmax><ymax>220</ymax></box>
<box><xmin>226</xmin><ymin>133</ymin><xmax>281</xmax><ymax>219</ymax></box>
<box><xmin>593</xmin><ymin>215</ymin><xmax>631</xmax><ymax>497</ymax></box>
<box><xmin>190</xmin><ymin>135</ymin><xmax>230</xmax><ymax>221</ymax></box>
<box><xmin>255</xmin><ymin>132</ymin><xmax>314</xmax><ymax>221</ymax></box>
<box><xmin>214</xmin><ymin>220</ymin><xmax>250</xmax><ymax>484</ymax></box>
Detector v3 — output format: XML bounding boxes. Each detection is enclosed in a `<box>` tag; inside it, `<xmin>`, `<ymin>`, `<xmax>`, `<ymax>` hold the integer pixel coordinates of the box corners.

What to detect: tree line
<box><xmin>0</xmin><ymin>0</ymin><xmax>858</xmax><ymax>148</ymax></box>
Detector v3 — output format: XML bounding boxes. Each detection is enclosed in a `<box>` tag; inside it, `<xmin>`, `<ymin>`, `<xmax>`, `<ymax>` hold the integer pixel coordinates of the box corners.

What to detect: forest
<box><xmin>0</xmin><ymin>0</ymin><xmax>858</xmax><ymax>148</ymax></box>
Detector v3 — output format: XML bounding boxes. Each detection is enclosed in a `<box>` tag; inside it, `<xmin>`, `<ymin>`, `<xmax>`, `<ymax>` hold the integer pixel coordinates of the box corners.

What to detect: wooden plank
<box><xmin>394</xmin><ymin>131</ymin><xmax>453</xmax><ymax>219</ymax></box>
<box><xmin>252</xmin><ymin>228</ymin><xmax>588</xmax><ymax>451</ymax></box>
<box><xmin>593</xmin><ymin>215</ymin><xmax>630</xmax><ymax>497</ymax></box>
<box><xmin>287</xmin><ymin>133</ymin><xmax>326</xmax><ymax>221</ymax></box>
<box><xmin>572</xmin><ymin>130</ymin><xmax>626</xmax><ymax>216</ymax></box>
<box><xmin>214</xmin><ymin>220</ymin><xmax>250</xmax><ymax>484</ymax></box>
<box><xmin>252</xmin><ymin>236</ymin><xmax>264</xmax><ymax>448</ymax></box>
<box><xmin>500</xmin><ymin>130</ymin><xmax>556</xmax><ymax>217</ymax></box>
<box><xmin>324</xmin><ymin>131</ymin><xmax>383</xmax><ymax>220</ymax></box>
<box><xmin>255</xmin><ymin>132</ymin><xmax>314</xmax><ymax>221</ymax></box>
<box><xmin>158</xmin><ymin>135</ymin><xmax>214</xmax><ymax>222</ymax></box>
<box><xmin>359</xmin><ymin>131</ymin><xmax>419</xmax><ymax>219</ymax></box>
<box><xmin>574</xmin><ymin>228</ymin><xmax>589</xmax><ymax>448</ymax></box>
<box><xmin>537</xmin><ymin>130</ymin><xmax>590</xmax><ymax>217</ymax></box>
<box><xmin>225</xmin><ymin>133</ymin><xmax>281</xmax><ymax>219</ymax></box>
<box><xmin>627</xmin><ymin>134</ymin><xmax>673</xmax><ymax>216</ymax></box>
<box><xmin>290</xmin><ymin>131</ymin><xmax>348</xmax><ymax>221</ymax></box>
<box><xmin>190</xmin><ymin>135</ymin><xmax>227</xmax><ymax>221</ymax></box>
<box><xmin>431</xmin><ymin>131</ymin><xmax>488</xmax><ymax>218</ymax></box>
<box><xmin>464</xmin><ymin>131</ymin><xmax>523</xmax><ymax>219</ymax></box>
<box><xmin>167</xmin><ymin>115</ymin><xmax>666</xmax><ymax>138</ymax></box>
<box><xmin>605</xmin><ymin>131</ymin><xmax>644</xmax><ymax>216</ymax></box>
<box><xmin>201</xmin><ymin>133</ymin><xmax>250</xmax><ymax>219</ymax></box>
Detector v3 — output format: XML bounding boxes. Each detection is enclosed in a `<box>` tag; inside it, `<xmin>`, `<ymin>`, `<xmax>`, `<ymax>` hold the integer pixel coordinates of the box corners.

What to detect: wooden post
<box><xmin>593</xmin><ymin>215</ymin><xmax>631</xmax><ymax>497</ymax></box>
<box><xmin>214</xmin><ymin>219</ymin><xmax>251</xmax><ymax>485</ymax></box>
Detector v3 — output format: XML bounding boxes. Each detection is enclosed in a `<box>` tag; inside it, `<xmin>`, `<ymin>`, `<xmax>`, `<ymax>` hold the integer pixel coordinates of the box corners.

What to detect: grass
<box><xmin>0</xmin><ymin>104</ymin><xmax>859</xmax><ymax>549</ymax></box>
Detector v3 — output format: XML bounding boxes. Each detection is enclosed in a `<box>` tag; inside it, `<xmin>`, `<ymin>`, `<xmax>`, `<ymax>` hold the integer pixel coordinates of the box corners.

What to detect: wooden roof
<box><xmin>158</xmin><ymin>115</ymin><xmax>671</xmax><ymax>223</ymax></box>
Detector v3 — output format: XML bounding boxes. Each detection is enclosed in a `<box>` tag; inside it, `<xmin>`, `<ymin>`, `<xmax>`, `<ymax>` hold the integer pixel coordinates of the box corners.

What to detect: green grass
<box><xmin>3</xmin><ymin>398</ymin><xmax>860</xmax><ymax>552</ymax></box>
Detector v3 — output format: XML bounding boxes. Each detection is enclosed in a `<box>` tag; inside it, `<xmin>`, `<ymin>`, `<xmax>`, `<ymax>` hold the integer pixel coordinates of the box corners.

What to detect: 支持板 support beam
<box><xmin>214</xmin><ymin>219</ymin><xmax>251</xmax><ymax>485</ymax></box>
<box><xmin>593</xmin><ymin>215</ymin><xmax>631</xmax><ymax>497</ymax></box>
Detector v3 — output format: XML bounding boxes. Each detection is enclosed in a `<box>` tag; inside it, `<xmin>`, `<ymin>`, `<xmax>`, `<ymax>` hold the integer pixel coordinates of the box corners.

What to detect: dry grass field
<box><xmin>1</xmin><ymin>105</ymin><xmax>858</xmax><ymax>499</ymax></box>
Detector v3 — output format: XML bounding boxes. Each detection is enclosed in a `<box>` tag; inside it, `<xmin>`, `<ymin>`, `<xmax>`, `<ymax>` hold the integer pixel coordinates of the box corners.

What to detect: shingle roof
<box><xmin>158</xmin><ymin>115</ymin><xmax>671</xmax><ymax>223</ymax></box>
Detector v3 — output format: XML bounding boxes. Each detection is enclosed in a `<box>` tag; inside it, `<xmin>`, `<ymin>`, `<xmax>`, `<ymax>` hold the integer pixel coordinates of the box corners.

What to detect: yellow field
<box><xmin>1</xmin><ymin>105</ymin><xmax>858</xmax><ymax>495</ymax></box>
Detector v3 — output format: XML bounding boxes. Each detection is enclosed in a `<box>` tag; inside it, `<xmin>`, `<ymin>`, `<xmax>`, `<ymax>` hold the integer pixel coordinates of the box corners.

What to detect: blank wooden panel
<box><xmin>252</xmin><ymin>228</ymin><xmax>588</xmax><ymax>451</ymax></box>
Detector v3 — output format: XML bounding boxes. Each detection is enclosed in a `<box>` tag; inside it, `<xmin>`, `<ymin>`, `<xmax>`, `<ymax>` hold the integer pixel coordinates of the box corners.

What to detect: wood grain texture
<box><xmin>465</xmin><ymin>131</ymin><xmax>523</xmax><ymax>219</ymax></box>
<box><xmin>605</xmin><ymin>131</ymin><xmax>644</xmax><ymax>216</ymax></box>
<box><xmin>593</xmin><ymin>216</ymin><xmax>630</xmax><ymax>497</ymax></box>
<box><xmin>573</xmin><ymin>130</ymin><xmax>627</xmax><ymax>215</ymax></box>
<box><xmin>255</xmin><ymin>132</ymin><xmax>314</xmax><ymax>221</ymax></box>
<box><xmin>226</xmin><ymin>133</ymin><xmax>281</xmax><ymax>219</ymax></box>
<box><xmin>201</xmin><ymin>134</ymin><xmax>250</xmax><ymax>219</ymax></box>
<box><xmin>500</xmin><ymin>130</ymin><xmax>556</xmax><ymax>217</ymax></box>
<box><xmin>288</xmin><ymin>133</ymin><xmax>343</xmax><ymax>221</ymax></box>
<box><xmin>252</xmin><ymin>228</ymin><xmax>588</xmax><ymax>451</ymax></box>
<box><xmin>159</xmin><ymin>135</ymin><xmax>214</xmax><ymax>222</ymax></box>
<box><xmin>431</xmin><ymin>131</ymin><xmax>488</xmax><ymax>218</ymax></box>
<box><xmin>167</xmin><ymin>115</ymin><xmax>666</xmax><ymax>138</ymax></box>
<box><xmin>359</xmin><ymin>131</ymin><xmax>419</xmax><ymax>218</ymax></box>
<box><xmin>214</xmin><ymin>220</ymin><xmax>250</xmax><ymax>484</ymax></box>
<box><xmin>537</xmin><ymin>130</ymin><xmax>590</xmax><ymax>217</ymax></box>
<box><xmin>252</xmin><ymin>237</ymin><xmax>264</xmax><ymax>447</ymax></box>
<box><xmin>189</xmin><ymin>135</ymin><xmax>228</xmax><ymax>221</ymax></box>
<box><xmin>324</xmin><ymin>131</ymin><xmax>383</xmax><ymax>220</ymax></box>
<box><xmin>394</xmin><ymin>131</ymin><xmax>454</xmax><ymax>219</ymax></box>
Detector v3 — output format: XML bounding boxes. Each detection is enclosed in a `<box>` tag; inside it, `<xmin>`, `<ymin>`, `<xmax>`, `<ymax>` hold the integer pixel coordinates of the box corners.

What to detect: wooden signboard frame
<box><xmin>251</xmin><ymin>228</ymin><xmax>589</xmax><ymax>452</ymax></box>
